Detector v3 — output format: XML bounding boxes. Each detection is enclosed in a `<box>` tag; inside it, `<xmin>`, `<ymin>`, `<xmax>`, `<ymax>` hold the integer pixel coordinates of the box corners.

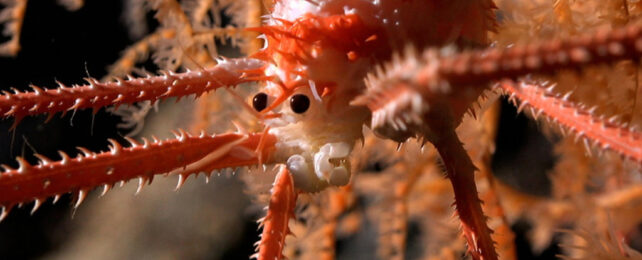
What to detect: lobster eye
<box><xmin>290</xmin><ymin>94</ymin><xmax>310</xmax><ymax>114</ymax></box>
<box><xmin>252</xmin><ymin>92</ymin><xmax>268</xmax><ymax>112</ymax></box>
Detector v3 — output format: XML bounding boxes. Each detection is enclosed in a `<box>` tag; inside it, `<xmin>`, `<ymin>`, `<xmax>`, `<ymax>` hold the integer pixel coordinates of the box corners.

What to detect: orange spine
<box><xmin>0</xmin><ymin>131</ymin><xmax>276</xmax><ymax>219</ymax></box>
<box><xmin>502</xmin><ymin>81</ymin><xmax>642</xmax><ymax>163</ymax></box>
<box><xmin>433</xmin><ymin>129</ymin><xmax>498</xmax><ymax>260</ymax></box>
<box><xmin>255</xmin><ymin>166</ymin><xmax>297</xmax><ymax>260</ymax></box>
<box><xmin>0</xmin><ymin>59</ymin><xmax>265</xmax><ymax>125</ymax></box>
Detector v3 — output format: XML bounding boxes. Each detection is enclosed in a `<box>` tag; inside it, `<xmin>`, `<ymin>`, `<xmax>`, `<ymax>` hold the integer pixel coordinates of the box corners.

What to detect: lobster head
<box><xmin>248</xmin><ymin>0</ymin><xmax>494</xmax><ymax>191</ymax></box>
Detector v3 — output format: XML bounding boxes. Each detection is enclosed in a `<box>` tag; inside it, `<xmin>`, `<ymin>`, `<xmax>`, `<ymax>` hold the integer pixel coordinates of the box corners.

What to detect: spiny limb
<box><xmin>0</xmin><ymin>130</ymin><xmax>276</xmax><ymax>220</ymax></box>
<box><xmin>0</xmin><ymin>58</ymin><xmax>265</xmax><ymax>126</ymax></box>
<box><xmin>351</xmin><ymin>14</ymin><xmax>642</xmax><ymax>260</ymax></box>
<box><xmin>356</xmin><ymin>23</ymin><xmax>642</xmax><ymax>115</ymax></box>
<box><xmin>501</xmin><ymin>80</ymin><xmax>642</xmax><ymax>164</ymax></box>
<box><xmin>253</xmin><ymin>166</ymin><xmax>298</xmax><ymax>260</ymax></box>
<box><xmin>433</xmin><ymin>129</ymin><xmax>498</xmax><ymax>260</ymax></box>
<box><xmin>353</xmin><ymin>51</ymin><xmax>498</xmax><ymax>260</ymax></box>
<box><xmin>358</xmin><ymin>83</ymin><xmax>499</xmax><ymax>259</ymax></box>
<box><xmin>434</xmin><ymin>23</ymin><xmax>642</xmax><ymax>87</ymax></box>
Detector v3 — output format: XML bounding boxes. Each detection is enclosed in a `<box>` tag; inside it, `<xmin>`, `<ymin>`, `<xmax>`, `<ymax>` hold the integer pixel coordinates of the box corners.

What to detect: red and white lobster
<box><xmin>1</xmin><ymin>0</ymin><xmax>642</xmax><ymax>259</ymax></box>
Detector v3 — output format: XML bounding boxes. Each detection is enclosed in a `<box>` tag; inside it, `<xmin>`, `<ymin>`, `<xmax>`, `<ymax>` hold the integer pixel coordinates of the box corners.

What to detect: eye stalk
<box><xmin>252</xmin><ymin>92</ymin><xmax>268</xmax><ymax>112</ymax></box>
<box><xmin>290</xmin><ymin>94</ymin><xmax>310</xmax><ymax>114</ymax></box>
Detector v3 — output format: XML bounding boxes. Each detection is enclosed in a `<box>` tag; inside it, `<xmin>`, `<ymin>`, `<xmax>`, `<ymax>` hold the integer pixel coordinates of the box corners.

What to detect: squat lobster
<box><xmin>1</xmin><ymin>0</ymin><xmax>642</xmax><ymax>259</ymax></box>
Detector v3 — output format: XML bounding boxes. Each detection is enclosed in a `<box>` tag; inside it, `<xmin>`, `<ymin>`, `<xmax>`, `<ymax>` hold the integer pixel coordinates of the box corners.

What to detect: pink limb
<box><xmin>501</xmin><ymin>80</ymin><xmax>642</xmax><ymax>163</ymax></box>
<box><xmin>0</xmin><ymin>131</ymin><xmax>276</xmax><ymax>220</ymax></box>
<box><xmin>253</xmin><ymin>166</ymin><xmax>298</xmax><ymax>260</ymax></box>
<box><xmin>0</xmin><ymin>58</ymin><xmax>265</xmax><ymax>126</ymax></box>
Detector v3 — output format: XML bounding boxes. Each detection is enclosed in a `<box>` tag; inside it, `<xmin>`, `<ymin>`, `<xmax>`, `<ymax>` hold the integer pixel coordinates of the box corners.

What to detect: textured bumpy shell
<box><xmin>2</xmin><ymin>1</ymin><xmax>642</xmax><ymax>259</ymax></box>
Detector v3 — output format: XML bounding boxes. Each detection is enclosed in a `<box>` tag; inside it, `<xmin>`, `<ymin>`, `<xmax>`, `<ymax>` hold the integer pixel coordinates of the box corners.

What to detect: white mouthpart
<box><xmin>314</xmin><ymin>142</ymin><xmax>350</xmax><ymax>181</ymax></box>
<box><xmin>285</xmin><ymin>142</ymin><xmax>352</xmax><ymax>192</ymax></box>
<box><xmin>287</xmin><ymin>154</ymin><xmax>322</xmax><ymax>192</ymax></box>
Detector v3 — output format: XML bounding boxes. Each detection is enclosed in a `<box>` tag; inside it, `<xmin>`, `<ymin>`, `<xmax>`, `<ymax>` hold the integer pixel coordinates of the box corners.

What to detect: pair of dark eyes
<box><xmin>252</xmin><ymin>93</ymin><xmax>310</xmax><ymax>114</ymax></box>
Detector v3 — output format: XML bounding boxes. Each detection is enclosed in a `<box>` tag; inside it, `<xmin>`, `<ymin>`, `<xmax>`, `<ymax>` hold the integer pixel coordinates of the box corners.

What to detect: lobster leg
<box><xmin>350</xmin><ymin>23</ymin><xmax>642</xmax><ymax>260</ymax></box>
<box><xmin>432</xmin><ymin>128</ymin><xmax>498</xmax><ymax>260</ymax></box>
<box><xmin>0</xmin><ymin>58</ymin><xmax>265</xmax><ymax>126</ymax></box>
<box><xmin>253</xmin><ymin>166</ymin><xmax>298</xmax><ymax>260</ymax></box>
<box><xmin>0</xmin><ymin>131</ymin><xmax>276</xmax><ymax>220</ymax></box>
<box><xmin>501</xmin><ymin>81</ymin><xmax>642</xmax><ymax>163</ymax></box>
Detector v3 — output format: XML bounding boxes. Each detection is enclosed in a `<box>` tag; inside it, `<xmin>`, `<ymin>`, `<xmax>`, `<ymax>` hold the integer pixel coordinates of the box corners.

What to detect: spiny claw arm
<box><xmin>433</xmin><ymin>129</ymin><xmax>498</xmax><ymax>260</ymax></box>
<box><xmin>501</xmin><ymin>81</ymin><xmax>642</xmax><ymax>163</ymax></box>
<box><xmin>435</xmin><ymin>24</ymin><xmax>642</xmax><ymax>87</ymax></box>
<box><xmin>355</xmin><ymin>23</ymin><xmax>642</xmax><ymax>164</ymax></box>
<box><xmin>0</xmin><ymin>131</ymin><xmax>276</xmax><ymax>220</ymax></box>
<box><xmin>253</xmin><ymin>166</ymin><xmax>297</xmax><ymax>260</ymax></box>
<box><xmin>356</xmin><ymin>23</ymin><xmax>642</xmax><ymax>106</ymax></box>
<box><xmin>0</xmin><ymin>58</ymin><xmax>265</xmax><ymax>124</ymax></box>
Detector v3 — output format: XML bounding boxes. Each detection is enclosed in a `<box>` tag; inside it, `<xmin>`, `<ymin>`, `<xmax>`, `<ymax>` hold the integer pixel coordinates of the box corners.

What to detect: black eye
<box><xmin>290</xmin><ymin>94</ymin><xmax>310</xmax><ymax>114</ymax></box>
<box><xmin>252</xmin><ymin>92</ymin><xmax>268</xmax><ymax>112</ymax></box>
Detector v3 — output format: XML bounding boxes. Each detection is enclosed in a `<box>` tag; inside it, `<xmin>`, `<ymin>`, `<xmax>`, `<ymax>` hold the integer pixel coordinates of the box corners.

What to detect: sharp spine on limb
<box><xmin>356</xmin><ymin>23</ymin><xmax>642</xmax><ymax>166</ymax></box>
<box><xmin>0</xmin><ymin>132</ymin><xmax>276</xmax><ymax>218</ymax></box>
<box><xmin>501</xmin><ymin>81</ymin><xmax>642</xmax><ymax>163</ymax></box>
<box><xmin>253</xmin><ymin>166</ymin><xmax>297</xmax><ymax>260</ymax></box>
<box><xmin>0</xmin><ymin>58</ymin><xmax>265</xmax><ymax>127</ymax></box>
<box><xmin>352</xmin><ymin>22</ymin><xmax>642</xmax><ymax>260</ymax></box>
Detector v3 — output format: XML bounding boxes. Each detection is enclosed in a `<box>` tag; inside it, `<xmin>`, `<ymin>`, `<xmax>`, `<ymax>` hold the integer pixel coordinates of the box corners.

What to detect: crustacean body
<box><xmin>1</xmin><ymin>0</ymin><xmax>642</xmax><ymax>259</ymax></box>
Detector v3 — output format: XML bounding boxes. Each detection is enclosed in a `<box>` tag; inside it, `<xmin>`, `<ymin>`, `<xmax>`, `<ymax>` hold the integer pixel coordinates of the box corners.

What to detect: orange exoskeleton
<box><xmin>2</xmin><ymin>0</ymin><xmax>642</xmax><ymax>259</ymax></box>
